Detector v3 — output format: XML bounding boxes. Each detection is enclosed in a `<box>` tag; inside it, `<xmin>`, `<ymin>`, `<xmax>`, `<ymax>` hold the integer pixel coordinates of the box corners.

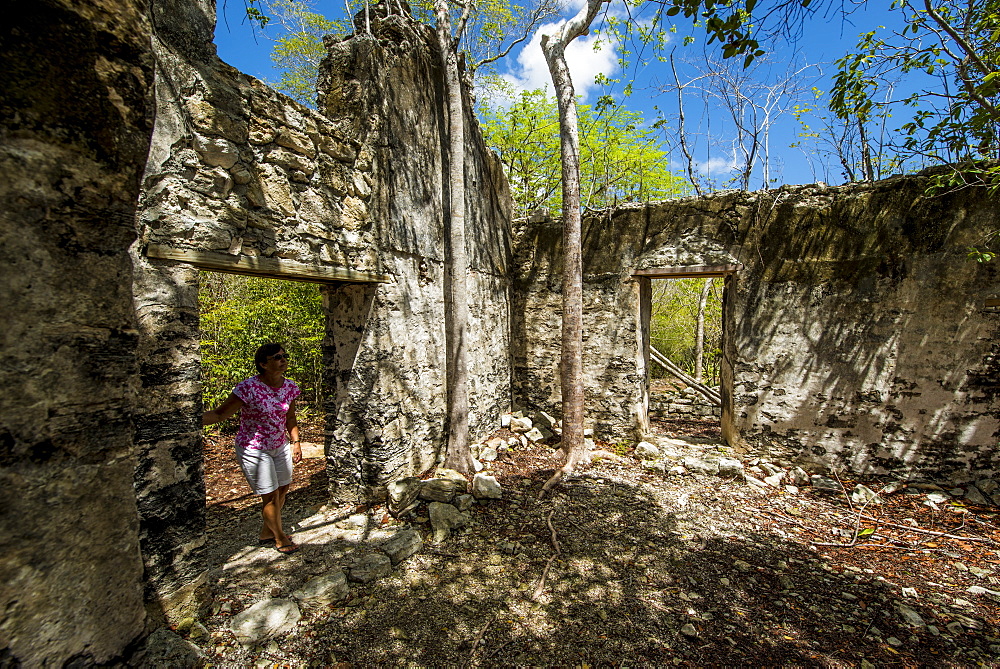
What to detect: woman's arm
<box><xmin>202</xmin><ymin>394</ymin><xmax>243</xmax><ymax>426</ymax></box>
<box><xmin>286</xmin><ymin>399</ymin><xmax>302</xmax><ymax>463</ymax></box>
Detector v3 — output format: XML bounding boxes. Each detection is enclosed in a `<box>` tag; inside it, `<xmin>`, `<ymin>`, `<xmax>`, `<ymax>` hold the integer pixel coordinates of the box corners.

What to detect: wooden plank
<box><xmin>986</xmin><ymin>298</ymin><xmax>1000</xmax><ymax>308</ymax></box>
<box><xmin>633</xmin><ymin>263</ymin><xmax>743</xmax><ymax>278</ymax></box>
<box><xmin>649</xmin><ymin>345</ymin><xmax>721</xmax><ymax>406</ymax></box>
<box><xmin>146</xmin><ymin>244</ymin><xmax>391</xmax><ymax>284</ymax></box>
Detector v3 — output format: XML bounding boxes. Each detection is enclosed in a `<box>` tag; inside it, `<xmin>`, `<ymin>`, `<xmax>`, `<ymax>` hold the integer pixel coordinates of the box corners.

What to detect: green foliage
<box><xmin>199</xmin><ymin>272</ymin><xmax>325</xmax><ymax>412</ymax></box>
<box><xmin>249</xmin><ymin>0</ymin><xmax>350</xmax><ymax>106</ymax></box>
<box><xmin>481</xmin><ymin>89</ymin><xmax>689</xmax><ymax>216</ymax></box>
<box><xmin>254</xmin><ymin>0</ymin><xmax>556</xmax><ymax>106</ymax></box>
<box><xmin>649</xmin><ymin>278</ymin><xmax>722</xmax><ymax>385</ymax></box>
<box><xmin>827</xmin><ymin>0</ymin><xmax>1000</xmax><ymax>259</ymax></box>
<box><xmin>831</xmin><ymin>1</ymin><xmax>1000</xmax><ymax>170</ymax></box>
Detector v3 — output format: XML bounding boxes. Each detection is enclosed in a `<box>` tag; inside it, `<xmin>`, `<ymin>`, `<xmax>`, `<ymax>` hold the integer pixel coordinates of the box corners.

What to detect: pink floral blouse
<box><xmin>232</xmin><ymin>377</ymin><xmax>301</xmax><ymax>450</ymax></box>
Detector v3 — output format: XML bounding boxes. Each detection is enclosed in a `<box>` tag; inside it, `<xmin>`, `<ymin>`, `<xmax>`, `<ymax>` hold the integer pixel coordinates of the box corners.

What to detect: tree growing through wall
<box><xmin>431</xmin><ymin>0</ymin><xmax>558</xmax><ymax>473</ymax></box>
<box><xmin>535</xmin><ymin>0</ymin><xmax>842</xmax><ymax>494</ymax></box>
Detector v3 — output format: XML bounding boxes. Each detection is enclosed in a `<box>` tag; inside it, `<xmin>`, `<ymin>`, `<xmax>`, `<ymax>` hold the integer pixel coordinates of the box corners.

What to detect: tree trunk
<box><xmin>436</xmin><ymin>0</ymin><xmax>472</xmax><ymax>475</ymax></box>
<box><xmin>539</xmin><ymin>0</ymin><xmax>607</xmax><ymax>495</ymax></box>
<box><xmin>694</xmin><ymin>278</ymin><xmax>712</xmax><ymax>383</ymax></box>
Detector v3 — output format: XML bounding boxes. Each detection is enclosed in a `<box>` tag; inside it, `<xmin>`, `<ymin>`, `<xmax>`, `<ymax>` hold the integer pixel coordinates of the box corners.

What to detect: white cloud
<box><xmin>496</xmin><ymin>20</ymin><xmax>619</xmax><ymax>102</ymax></box>
<box><xmin>698</xmin><ymin>156</ymin><xmax>739</xmax><ymax>177</ymax></box>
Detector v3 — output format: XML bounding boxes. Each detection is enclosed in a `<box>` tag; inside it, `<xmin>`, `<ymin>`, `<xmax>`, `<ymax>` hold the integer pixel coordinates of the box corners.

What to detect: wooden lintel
<box><xmin>986</xmin><ymin>298</ymin><xmax>1000</xmax><ymax>308</ymax></box>
<box><xmin>146</xmin><ymin>244</ymin><xmax>391</xmax><ymax>284</ymax></box>
<box><xmin>633</xmin><ymin>263</ymin><xmax>743</xmax><ymax>279</ymax></box>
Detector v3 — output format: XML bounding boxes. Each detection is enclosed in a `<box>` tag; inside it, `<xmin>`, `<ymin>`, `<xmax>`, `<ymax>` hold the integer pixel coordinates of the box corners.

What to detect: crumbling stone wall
<box><xmin>132</xmin><ymin>0</ymin><xmax>511</xmax><ymax>620</ymax></box>
<box><xmin>514</xmin><ymin>178</ymin><xmax>999</xmax><ymax>482</ymax></box>
<box><xmin>316</xmin><ymin>11</ymin><xmax>512</xmax><ymax>495</ymax></box>
<box><xmin>0</xmin><ymin>0</ymin><xmax>154</xmax><ymax>664</ymax></box>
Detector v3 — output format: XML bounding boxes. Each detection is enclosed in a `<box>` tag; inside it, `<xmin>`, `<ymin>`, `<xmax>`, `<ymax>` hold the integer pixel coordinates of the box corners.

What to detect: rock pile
<box><xmin>649</xmin><ymin>386</ymin><xmax>722</xmax><ymax>419</ymax></box>
<box><xmin>631</xmin><ymin>436</ymin><xmax>999</xmax><ymax>507</ymax></box>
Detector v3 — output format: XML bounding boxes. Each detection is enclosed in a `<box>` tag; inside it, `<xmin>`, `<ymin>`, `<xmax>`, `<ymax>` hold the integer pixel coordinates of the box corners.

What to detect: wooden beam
<box><xmin>986</xmin><ymin>298</ymin><xmax>1000</xmax><ymax>308</ymax></box>
<box><xmin>649</xmin><ymin>345</ymin><xmax>721</xmax><ymax>406</ymax></box>
<box><xmin>145</xmin><ymin>244</ymin><xmax>391</xmax><ymax>284</ymax></box>
<box><xmin>633</xmin><ymin>264</ymin><xmax>742</xmax><ymax>279</ymax></box>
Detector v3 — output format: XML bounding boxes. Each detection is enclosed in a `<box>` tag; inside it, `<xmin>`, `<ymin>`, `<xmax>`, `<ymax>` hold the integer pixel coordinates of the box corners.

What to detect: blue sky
<box><xmin>214</xmin><ymin>1</ymin><xmax>907</xmax><ymax>188</ymax></box>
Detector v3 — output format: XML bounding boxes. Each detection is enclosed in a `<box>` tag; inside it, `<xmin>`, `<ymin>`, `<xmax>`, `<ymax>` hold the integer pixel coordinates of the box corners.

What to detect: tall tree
<box><xmin>435</xmin><ymin>0</ymin><xmax>474</xmax><ymax>474</ymax></box>
<box><xmin>432</xmin><ymin>0</ymin><xmax>558</xmax><ymax>473</ymax></box>
<box><xmin>693</xmin><ymin>277</ymin><xmax>713</xmax><ymax>383</ymax></box>
<box><xmin>538</xmin><ymin>0</ymin><xmax>610</xmax><ymax>494</ymax></box>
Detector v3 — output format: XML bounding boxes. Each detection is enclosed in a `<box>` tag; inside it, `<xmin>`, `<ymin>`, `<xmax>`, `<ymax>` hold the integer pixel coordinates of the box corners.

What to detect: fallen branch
<box><xmin>462</xmin><ymin>615</ymin><xmax>495</xmax><ymax>669</ymax></box>
<box><xmin>856</xmin><ymin>513</ymin><xmax>994</xmax><ymax>543</ymax></box>
<box><xmin>759</xmin><ymin>508</ymin><xmax>808</xmax><ymax>528</ymax></box>
<box><xmin>531</xmin><ymin>510</ymin><xmax>561</xmax><ymax>601</ymax></box>
<box><xmin>649</xmin><ymin>346</ymin><xmax>721</xmax><ymax>405</ymax></box>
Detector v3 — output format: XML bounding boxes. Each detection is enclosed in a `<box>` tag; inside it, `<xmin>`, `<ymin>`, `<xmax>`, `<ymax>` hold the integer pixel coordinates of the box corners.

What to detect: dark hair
<box><xmin>254</xmin><ymin>343</ymin><xmax>285</xmax><ymax>373</ymax></box>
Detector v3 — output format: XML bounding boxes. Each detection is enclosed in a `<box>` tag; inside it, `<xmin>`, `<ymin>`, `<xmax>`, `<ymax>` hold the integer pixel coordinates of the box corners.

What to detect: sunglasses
<box><xmin>268</xmin><ymin>353</ymin><xmax>289</xmax><ymax>362</ymax></box>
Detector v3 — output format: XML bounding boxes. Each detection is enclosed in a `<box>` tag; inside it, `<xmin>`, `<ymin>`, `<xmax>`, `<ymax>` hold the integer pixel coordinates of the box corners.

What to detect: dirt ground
<box><xmin>197</xmin><ymin>417</ymin><xmax>1000</xmax><ymax>667</ymax></box>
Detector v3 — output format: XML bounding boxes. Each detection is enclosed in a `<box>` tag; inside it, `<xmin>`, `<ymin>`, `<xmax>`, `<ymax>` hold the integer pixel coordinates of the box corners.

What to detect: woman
<box><xmin>202</xmin><ymin>343</ymin><xmax>303</xmax><ymax>554</ymax></box>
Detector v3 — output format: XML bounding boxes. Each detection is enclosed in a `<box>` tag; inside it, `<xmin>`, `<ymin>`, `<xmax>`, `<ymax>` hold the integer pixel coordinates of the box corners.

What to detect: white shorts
<box><xmin>236</xmin><ymin>444</ymin><xmax>293</xmax><ymax>495</ymax></box>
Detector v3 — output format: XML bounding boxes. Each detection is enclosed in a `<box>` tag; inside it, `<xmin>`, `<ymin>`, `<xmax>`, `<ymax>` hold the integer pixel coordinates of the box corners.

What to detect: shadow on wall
<box><xmin>729</xmin><ymin>183</ymin><xmax>1000</xmax><ymax>479</ymax></box>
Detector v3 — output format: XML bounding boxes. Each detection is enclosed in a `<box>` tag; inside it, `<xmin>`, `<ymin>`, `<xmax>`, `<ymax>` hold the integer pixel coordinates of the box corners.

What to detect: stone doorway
<box><xmin>132</xmin><ymin>246</ymin><xmax>385</xmax><ymax>612</ymax></box>
<box><xmin>197</xmin><ymin>271</ymin><xmax>332</xmax><ymax>547</ymax></box>
<box><xmin>635</xmin><ymin>265</ymin><xmax>738</xmax><ymax>445</ymax></box>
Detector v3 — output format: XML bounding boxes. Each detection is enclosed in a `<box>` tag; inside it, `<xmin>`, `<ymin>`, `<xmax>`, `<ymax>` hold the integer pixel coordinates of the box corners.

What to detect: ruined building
<box><xmin>1</xmin><ymin>0</ymin><xmax>997</xmax><ymax>664</ymax></box>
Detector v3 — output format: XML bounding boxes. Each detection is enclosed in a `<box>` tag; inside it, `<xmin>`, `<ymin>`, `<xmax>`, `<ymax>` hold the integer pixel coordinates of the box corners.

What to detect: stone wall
<box><xmin>132</xmin><ymin>1</ymin><xmax>512</xmax><ymax>619</ymax></box>
<box><xmin>514</xmin><ymin>178</ymin><xmax>999</xmax><ymax>482</ymax></box>
<box><xmin>317</xmin><ymin>12</ymin><xmax>512</xmax><ymax>494</ymax></box>
<box><xmin>649</xmin><ymin>388</ymin><xmax>722</xmax><ymax>419</ymax></box>
<box><xmin>0</xmin><ymin>0</ymin><xmax>154</xmax><ymax>664</ymax></box>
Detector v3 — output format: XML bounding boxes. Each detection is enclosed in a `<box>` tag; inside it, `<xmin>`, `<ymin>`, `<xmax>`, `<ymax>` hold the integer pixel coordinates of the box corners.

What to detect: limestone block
<box><xmin>472</xmin><ymin>474</ymin><xmax>502</xmax><ymax>500</ymax></box>
<box><xmin>341</xmin><ymin>195</ymin><xmax>369</xmax><ymax>230</ymax></box>
<box><xmin>255</xmin><ymin>164</ymin><xmax>295</xmax><ymax>217</ymax></box>
<box><xmin>275</xmin><ymin>127</ymin><xmax>317</xmax><ymax>157</ymax></box>
<box><xmin>189</xmin><ymin>166</ymin><xmax>234</xmax><ymax>199</ymax></box>
<box><xmin>718</xmin><ymin>457</ymin><xmax>745</xmax><ymax>478</ymax></box>
<box><xmin>141</xmin><ymin>627</ymin><xmax>206</xmax><ymax>666</ymax></box>
<box><xmin>264</xmin><ymin>147</ymin><xmax>316</xmax><ymax>175</ymax></box>
<box><xmin>248</xmin><ymin>116</ymin><xmax>278</xmax><ymax>144</ymax></box>
<box><xmin>192</xmin><ymin>134</ymin><xmax>239</xmax><ymax>169</ymax></box>
<box><xmin>524</xmin><ymin>427</ymin><xmax>547</xmax><ymax>443</ymax></box>
<box><xmin>510</xmin><ymin>416</ymin><xmax>533</xmax><ymax>433</ymax></box>
<box><xmin>350</xmin><ymin>172</ymin><xmax>372</xmax><ymax>199</ymax></box>
<box><xmin>634</xmin><ymin>441</ymin><xmax>660</xmax><ymax>460</ymax></box>
<box><xmin>387</xmin><ymin>477</ymin><xmax>421</xmax><ymax>516</ymax></box>
<box><xmin>298</xmin><ymin>191</ymin><xmax>336</xmax><ymax>230</ymax></box>
<box><xmin>418</xmin><ymin>478</ymin><xmax>465</xmax><ymax>503</ymax></box>
<box><xmin>186</xmin><ymin>99</ymin><xmax>248</xmax><ymax>142</ymax></box>
<box><xmin>348</xmin><ymin>553</ymin><xmax>392</xmax><ymax>583</ymax></box>
<box><xmin>292</xmin><ymin>572</ymin><xmax>349</xmax><ymax>607</ymax></box>
<box><xmin>428</xmin><ymin>502</ymin><xmax>469</xmax><ymax>543</ymax></box>
<box><xmin>230</xmin><ymin>163</ymin><xmax>252</xmax><ymax>184</ymax></box>
<box><xmin>320</xmin><ymin>134</ymin><xmax>357</xmax><ymax>162</ymax></box>
<box><xmin>379</xmin><ymin>529</ymin><xmax>423</xmax><ymax>565</ymax></box>
<box><xmin>230</xmin><ymin>598</ymin><xmax>301</xmax><ymax>644</ymax></box>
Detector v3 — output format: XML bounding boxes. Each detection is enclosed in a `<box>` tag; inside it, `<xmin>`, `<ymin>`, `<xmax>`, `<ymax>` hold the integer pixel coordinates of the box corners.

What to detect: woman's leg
<box><xmin>260</xmin><ymin>490</ymin><xmax>294</xmax><ymax>550</ymax></box>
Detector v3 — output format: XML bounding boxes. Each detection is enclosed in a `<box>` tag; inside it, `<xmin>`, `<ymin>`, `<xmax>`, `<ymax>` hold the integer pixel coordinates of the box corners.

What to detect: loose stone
<box><xmin>292</xmin><ymin>572</ymin><xmax>349</xmax><ymax>606</ymax></box>
<box><xmin>348</xmin><ymin>553</ymin><xmax>392</xmax><ymax>583</ymax></box>
<box><xmin>472</xmin><ymin>474</ymin><xmax>502</xmax><ymax>500</ymax></box>
<box><xmin>229</xmin><ymin>598</ymin><xmax>301</xmax><ymax>644</ymax></box>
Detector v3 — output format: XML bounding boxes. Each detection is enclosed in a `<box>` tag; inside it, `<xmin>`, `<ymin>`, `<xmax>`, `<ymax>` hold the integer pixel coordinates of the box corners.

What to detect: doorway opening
<box><xmin>198</xmin><ymin>271</ymin><xmax>330</xmax><ymax>538</ymax></box>
<box><xmin>636</xmin><ymin>264</ymin><xmax>738</xmax><ymax>444</ymax></box>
